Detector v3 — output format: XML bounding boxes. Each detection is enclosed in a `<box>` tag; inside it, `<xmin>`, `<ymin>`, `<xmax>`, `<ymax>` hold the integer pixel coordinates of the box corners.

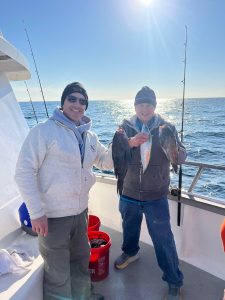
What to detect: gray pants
<box><xmin>39</xmin><ymin>210</ymin><xmax>91</xmax><ymax>300</ymax></box>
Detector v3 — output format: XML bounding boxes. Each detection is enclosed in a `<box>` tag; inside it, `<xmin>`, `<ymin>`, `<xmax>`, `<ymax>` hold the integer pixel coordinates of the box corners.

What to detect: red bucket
<box><xmin>88</xmin><ymin>231</ymin><xmax>111</xmax><ymax>282</ymax></box>
<box><xmin>88</xmin><ymin>215</ymin><xmax>101</xmax><ymax>231</ymax></box>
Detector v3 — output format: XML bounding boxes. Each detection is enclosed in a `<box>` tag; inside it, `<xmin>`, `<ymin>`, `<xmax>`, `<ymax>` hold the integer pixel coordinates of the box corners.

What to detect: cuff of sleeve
<box><xmin>30</xmin><ymin>208</ymin><xmax>45</xmax><ymax>220</ymax></box>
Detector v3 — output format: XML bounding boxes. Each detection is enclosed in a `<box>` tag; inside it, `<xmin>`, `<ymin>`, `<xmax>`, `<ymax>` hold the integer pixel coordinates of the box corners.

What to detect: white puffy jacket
<box><xmin>15</xmin><ymin>119</ymin><xmax>113</xmax><ymax>219</ymax></box>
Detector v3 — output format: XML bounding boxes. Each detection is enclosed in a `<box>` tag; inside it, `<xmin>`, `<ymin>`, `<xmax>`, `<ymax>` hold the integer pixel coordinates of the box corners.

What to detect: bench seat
<box><xmin>0</xmin><ymin>228</ymin><xmax>43</xmax><ymax>300</ymax></box>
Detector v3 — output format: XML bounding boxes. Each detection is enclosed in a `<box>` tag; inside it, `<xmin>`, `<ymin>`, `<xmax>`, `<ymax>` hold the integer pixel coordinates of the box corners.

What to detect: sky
<box><xmin>0</xmin><ymin>0</ymin><xmax>225</xmax><ymax>101</ymax></box>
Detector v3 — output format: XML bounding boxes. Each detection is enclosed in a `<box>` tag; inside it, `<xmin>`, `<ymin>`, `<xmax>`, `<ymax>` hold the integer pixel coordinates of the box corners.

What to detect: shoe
<box><xmin>164</xmin><ymin>286</ymin><xmax>182</xmax><ymax>300</ymax></box>
<box><xmin>114</xmin><ymin>252</ymin><xmax>139</xmax><ymax>269</ymax></box>
<box><xmin>88</xmin><ymin>292</ymin><xmax>104</xmax><ymax>300</ymax></box>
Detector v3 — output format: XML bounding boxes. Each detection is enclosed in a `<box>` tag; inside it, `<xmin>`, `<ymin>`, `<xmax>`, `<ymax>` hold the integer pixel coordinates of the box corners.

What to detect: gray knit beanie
<box><xmin>61</xmin><ymin>82</ymin><xmax>88</xmax><ymax>109</ymax></box>
<box><xmin>134</xmin><ymin>86</ymin><xmax>156</xmax><ymax>107</ymax></box>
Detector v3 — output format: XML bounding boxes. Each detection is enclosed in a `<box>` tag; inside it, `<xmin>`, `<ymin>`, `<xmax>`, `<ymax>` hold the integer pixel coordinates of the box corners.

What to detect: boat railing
<box><xmin>181</xmin><ymin>161</ymin><xmax>225</xmax><ymax>207</ymax></box>
<box><xmin>184</xmin><ymin>160</ymin><xmax>225</xmax><ymax>192</ymax></box>
<box><xmin>171</xmin><ymin>160</ymin><xmax>225</xmax><ymax>216</ymax></box>
<box><xmin>94</xmin><ymin>160</ymin><xmax>225</xmax><ymax>216</ymax></box>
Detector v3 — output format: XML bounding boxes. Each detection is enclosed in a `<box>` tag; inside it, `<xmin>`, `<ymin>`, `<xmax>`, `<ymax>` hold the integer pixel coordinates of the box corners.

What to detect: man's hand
<box><xmin>128</xmin><ymin>133</ymin><xmax>149</xmax><ymax>148</ymax></box>
<box><xmin>31</xmin><ymin>215</ymin><xmax>48</xmax><ymax>237</ymax></box>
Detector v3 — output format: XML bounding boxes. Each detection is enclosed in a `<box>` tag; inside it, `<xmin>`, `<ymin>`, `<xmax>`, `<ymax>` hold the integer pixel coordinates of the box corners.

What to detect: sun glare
<box><xmin>140</xmin><ymin>0</ymin><xmax>153</xmax><ymax>5</ymax></box>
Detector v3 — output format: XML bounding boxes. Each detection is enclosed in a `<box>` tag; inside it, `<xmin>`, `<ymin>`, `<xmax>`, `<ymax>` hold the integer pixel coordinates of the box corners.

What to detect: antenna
<box><xmin>22</xmin><ymin>20</ymin><xmax>49</xmax><ymax>118</ymax></box>
<box><xmin>177</xmin><ymin>25</ymin><xmax>187</xmax><ymax>227</ymax></box>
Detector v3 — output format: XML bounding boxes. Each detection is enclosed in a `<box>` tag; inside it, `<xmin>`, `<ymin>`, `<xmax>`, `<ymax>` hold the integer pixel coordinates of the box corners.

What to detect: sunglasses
<box><xmin>67</xmin><ymin>95</ymin><xmax>88</xmax><ymax>106</ymax></box>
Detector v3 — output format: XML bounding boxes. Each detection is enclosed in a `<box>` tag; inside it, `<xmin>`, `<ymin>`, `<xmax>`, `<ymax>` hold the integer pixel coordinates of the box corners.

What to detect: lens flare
<box><xmin>140</xmin><ymin>0</ymin><xmax>153</xmax><ymax>5</ymax></box>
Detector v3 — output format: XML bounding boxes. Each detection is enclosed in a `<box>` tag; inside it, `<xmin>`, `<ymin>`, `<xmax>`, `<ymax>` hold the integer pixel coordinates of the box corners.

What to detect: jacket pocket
<box><xmin>81</xmin><ymin>170</ymin><xmax>96</xmax><ymax>194</ymax></box>
<box><xmin>141</xmin><ymin>165</ymin><xmax>170</xmax><ymax>191</ymax></box>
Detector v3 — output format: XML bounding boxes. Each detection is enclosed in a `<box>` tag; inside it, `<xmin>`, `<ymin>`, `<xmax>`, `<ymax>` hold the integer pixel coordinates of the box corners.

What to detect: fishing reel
<box><xmin>170</xmin><ymin>187</ymin><xmax>181</xmax><ymax>197</ymax></box>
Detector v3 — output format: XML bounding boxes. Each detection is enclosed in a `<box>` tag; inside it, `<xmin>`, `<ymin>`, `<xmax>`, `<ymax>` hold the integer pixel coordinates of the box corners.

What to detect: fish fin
<box><xmin>117</xmin><ymin>179</ymin><xmax>124</xmax><ymax>195</ymax></box>
<box><xmin>112</xmin><ymin>130</ymin><xmax>130</xmax><ymax>195</ymax></box>
<box><xmin>172</xmin><ymin>163</ymin><xmax>178</xmax><ymax>174</ymax></box>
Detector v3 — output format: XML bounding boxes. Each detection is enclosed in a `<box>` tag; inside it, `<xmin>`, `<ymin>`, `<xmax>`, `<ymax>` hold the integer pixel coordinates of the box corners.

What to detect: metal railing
<box><xmin>184</xmin><ymin>161</ymin><xmax>225</xmax><ymax>193</ymax></box>
<box><xmin>95</xmin><ymin>160</ymin><xmax>225</xmax><ymax>207</ymax></box>
<box><xmin>176</xmin><ymin>161</ymin><xmax>225</xmax><ymax>210</ymax></box>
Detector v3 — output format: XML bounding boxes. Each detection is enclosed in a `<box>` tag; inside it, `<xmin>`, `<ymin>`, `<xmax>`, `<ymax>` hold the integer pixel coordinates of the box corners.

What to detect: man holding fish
<box><xmin>112</xmin><ymin>86</ymin><xmax>187</xmax><ymax>300</ymax></box>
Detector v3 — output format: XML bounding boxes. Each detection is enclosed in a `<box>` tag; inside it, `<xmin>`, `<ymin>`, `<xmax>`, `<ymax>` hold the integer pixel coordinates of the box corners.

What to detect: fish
<box><xmin>90</xmin><ymin>239</ymin><xmax>107</xmax><ymax>248</ymax></box>
<box><xmin>140</xmin><ymin>124</ymin><xmax>152</xmax><ymax>173</ymax></box>
<box><xmin>159</xmin><ymin>124</ymin><xmax>178</xmax><ymax>173</ymax></box>
<box><xmin>112</xmin><ymin>128</ymin><xmax>131</xmax><ymax>195</ymax></box>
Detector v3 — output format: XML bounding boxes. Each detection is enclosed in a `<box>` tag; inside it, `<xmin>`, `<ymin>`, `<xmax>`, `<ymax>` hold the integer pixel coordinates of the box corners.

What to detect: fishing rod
<box><xmin>24</xmin><ymin>81</ymin><xmax>38</xmax><ymax>124</ymax></box>
<box><xmin>177</xmin><ymin>25</ymin><xmax>187</xmax><ymax>227</ymax></box>
<box><xmin>22</xmin><ymin>20</ymin><xmax>49</xmax><ymax>118</ymax></box>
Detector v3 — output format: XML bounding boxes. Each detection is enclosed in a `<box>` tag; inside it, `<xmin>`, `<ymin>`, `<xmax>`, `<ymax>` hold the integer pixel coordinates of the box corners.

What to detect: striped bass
<box><xmin>140</xmin><ymin>124</ymin><xmax>152</xmax><ymax>173</ymax></box>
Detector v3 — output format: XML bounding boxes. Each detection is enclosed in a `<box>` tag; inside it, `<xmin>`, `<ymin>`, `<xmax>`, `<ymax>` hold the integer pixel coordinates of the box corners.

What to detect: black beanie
<box><xmin>61</xmin><ymin>82</ymin><xmax>89</xmax><ymax>109</ymax></box>
<box><xmin>134</xmin><ymin>86</ymin><xmax>156</xmax><ymax>107</ymax></box>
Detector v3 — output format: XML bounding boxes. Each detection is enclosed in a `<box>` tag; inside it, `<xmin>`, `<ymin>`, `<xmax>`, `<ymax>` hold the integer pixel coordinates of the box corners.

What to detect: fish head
<box><xmin>112</xmin><ymin>130</ymin><xmax>130</xmax><ymax>153</ymax></box>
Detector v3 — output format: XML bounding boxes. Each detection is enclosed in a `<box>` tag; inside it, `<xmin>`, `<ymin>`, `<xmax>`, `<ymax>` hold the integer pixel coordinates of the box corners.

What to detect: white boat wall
<box><xmin>89</xmin><ymin>174</ymin><xmax>225</xmax><ymax>280</ymax></box>
<box><xmin>0</xmin><ymin>33</ymin><xmax>43</xmax><ymax>300</ymax></box>
<box><xmin>0</xmin><ymin>33</ymin><xmax>225</xmax><ymax>300</ymax></box>
<box><xmin>0</xmin><ymin>33</ymin><xmax>30</xmax><ymax>240</ymax></box>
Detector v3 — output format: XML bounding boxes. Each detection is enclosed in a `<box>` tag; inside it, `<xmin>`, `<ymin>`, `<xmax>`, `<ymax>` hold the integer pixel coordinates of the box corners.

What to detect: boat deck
<box><xmin>93</xmin><ymin>226</ymin><xmax>225</xmax><ymax>300</ymax></box>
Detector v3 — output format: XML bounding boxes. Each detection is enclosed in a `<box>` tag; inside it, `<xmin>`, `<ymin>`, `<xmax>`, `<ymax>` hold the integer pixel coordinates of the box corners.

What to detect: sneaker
<box><xmin>114</xmin><ymin>252</ymin><xmax>139</xmax><ymax>269</ymax></box>
<box><xmin>88</xmin><ymin>292</ymin><xmax>104</xmax><ymax>300</ymax></box>
<box><xmin>164</xmin><ymin>286</ymin><xmax>182</xmax><ymax>300</ymax></box>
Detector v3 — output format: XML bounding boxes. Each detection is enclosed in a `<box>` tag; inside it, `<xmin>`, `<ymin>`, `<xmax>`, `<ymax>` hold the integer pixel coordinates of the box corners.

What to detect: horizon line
<box><xmin>18</xmin><ymin>96</ymin><xmax>225</xmax><ymax>103</ymax></box>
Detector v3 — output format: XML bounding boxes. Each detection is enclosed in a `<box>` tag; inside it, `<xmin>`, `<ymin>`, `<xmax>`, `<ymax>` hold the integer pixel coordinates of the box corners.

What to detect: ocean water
<box><xmin>19</xmin><ymin>98</ymin><xmax>225</xmax><ymax>201</ymax></box>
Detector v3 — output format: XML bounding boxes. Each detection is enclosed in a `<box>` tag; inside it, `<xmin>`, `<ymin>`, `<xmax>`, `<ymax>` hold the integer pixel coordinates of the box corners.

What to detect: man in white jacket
<box><xmin>15</xmin><ymin>82</ymin><xmax>113</xmax><ymax>300</ymax></box>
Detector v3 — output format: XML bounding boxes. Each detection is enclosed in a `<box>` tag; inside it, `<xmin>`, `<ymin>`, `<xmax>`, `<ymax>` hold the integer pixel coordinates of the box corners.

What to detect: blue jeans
<box><xmin>119</xmin><ymin>195</ymin><xmax>183</xmax><ymax>287</ymax></box>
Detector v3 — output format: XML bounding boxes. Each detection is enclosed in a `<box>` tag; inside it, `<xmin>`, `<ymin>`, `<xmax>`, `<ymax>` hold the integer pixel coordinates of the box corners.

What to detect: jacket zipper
<box><xmin>54</xmin><ymin>120</ymin><xmax>87</xmax><ymax>210</ymax></box>
<box><xmin>81</xmin><ymin>132</ymin><xmax>87</xmax><ymax>168</ymax></box>
<box><xmin>139</xmin><ymin>164</ymin><xmax>143</xmax><ymax>200</ymax></box>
